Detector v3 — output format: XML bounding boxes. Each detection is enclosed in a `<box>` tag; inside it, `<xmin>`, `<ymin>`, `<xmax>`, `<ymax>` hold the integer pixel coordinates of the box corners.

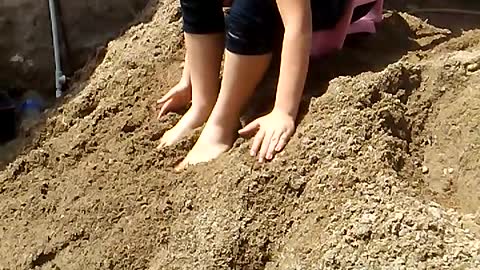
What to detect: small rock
<box><xmin>422</xmin><ymin>166</ymin><xmax>429</xmax><ymax>174</ymax></box>
<box><xmin>360</xmin><ymin>213</ymin><xmax>376</xmax><ymax>224</ymax></box>
<box><xmin>417</xmin><ymin>262</ymin><xmax>427</xmax><ymax>270</ymax></box>
<box><xmin>386</xmin><ymin>203</ymin><xmax>395</xmax><ymax>211</ymax></box>
<box><xmin>428</xmin><ymin>206</ymin><xmax>442</xmax><ymax>219</ymax></box>
<box><xmin>184</xmin><ymin>199</ymin><xmax>193</xmax><ymax>210</ymax></box>
<box><xmin>130</xmin><ymin>35</ymin><xmax>140</xmax><ymax>42</ymax></box>
<box><xmin>447</xmin><ymin>168</ymin><xmax>454</xmax><ymax>174</ymax></box>
<box><xmin>394</xmin><ymin>257</ymin><xmax>406</xmax><ymax>265</ymax></box>
<box><xmin>309</xmin><ymin>155</ymin><xmax>319</xmax><ymax>165</ymax></box>
<box><xmin>289</xmin><ymin>177</ymin><xmax>306</xmax><ymax>191</ymax></box>
<box><xmin>394</xmin><ymin>212</ymin><xmax>404</xmax><ymax>221</ymax></box>
<box><xmin>428</xmin><ymin>201</ymin><xmax>441</xmax><ymax>208</ymax></box>
<box><xmin>350</xmin><ymin>224</ymin><xmax>372</xmax><ymax>240</ymax></box>
<box><xmin>467</xmin><ymin>63</ymin><xmax>479</xmax><ymax>72</ymax></box>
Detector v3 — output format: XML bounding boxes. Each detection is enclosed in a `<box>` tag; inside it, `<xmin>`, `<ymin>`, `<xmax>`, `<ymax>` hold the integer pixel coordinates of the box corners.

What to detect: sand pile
<box><xmin>1</xmin><ymin>1</ymin><xmax>479</xmax><ymax>269</ymax></box>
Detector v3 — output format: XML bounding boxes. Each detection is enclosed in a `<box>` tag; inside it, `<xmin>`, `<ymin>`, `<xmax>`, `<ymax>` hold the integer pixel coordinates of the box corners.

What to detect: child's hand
<box><xmin>156</xmin><ymin>81</ymin><xmax>192</xmax><ymax>119</ymax></box>
<box><xmin>238</xmin><ymin>109</ymin><xmax>295</xmax><ymax>163</ymax></box>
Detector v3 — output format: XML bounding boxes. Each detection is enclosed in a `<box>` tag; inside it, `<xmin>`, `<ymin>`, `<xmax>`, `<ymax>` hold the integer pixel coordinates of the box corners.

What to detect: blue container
<box><xmin>21</xmin><ymin>98</ymin><xmax>43</xmax><ymax>114</ymax></box>
<box><xmin>0</xmin><ymin>92</ymin><xmax>16</xmax><ymax>143</ymax></box>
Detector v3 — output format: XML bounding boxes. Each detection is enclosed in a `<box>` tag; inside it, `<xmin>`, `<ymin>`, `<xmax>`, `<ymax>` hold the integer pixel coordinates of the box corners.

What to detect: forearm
<box><xmin>273</xmin><ymin>29</ymin><xmax>311</xmax><ymax>119</ymax></box>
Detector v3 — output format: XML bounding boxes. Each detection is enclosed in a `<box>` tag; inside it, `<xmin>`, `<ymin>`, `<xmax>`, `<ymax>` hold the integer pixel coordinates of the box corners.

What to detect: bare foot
<box><xmin>175</xmin><ymin>121</ymin><xmax>238</xmax><ymax>170</ymax></box>
<box><xmin>157</xmin><ymin>107</ymin><xmax>210</xmax><ymax>148</ymax></box>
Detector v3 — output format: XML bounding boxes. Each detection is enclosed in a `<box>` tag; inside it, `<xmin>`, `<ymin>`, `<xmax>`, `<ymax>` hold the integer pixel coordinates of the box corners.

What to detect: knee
<box><xmin>225</xmin><ymin>11</ymin><xmax>274</xmax><ymax>55</ymax></box>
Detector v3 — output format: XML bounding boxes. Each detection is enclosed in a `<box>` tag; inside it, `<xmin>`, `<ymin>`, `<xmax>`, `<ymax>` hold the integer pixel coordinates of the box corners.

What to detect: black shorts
<box><xmin>180</xmin><ymin>0</ymin><xmax>369</xmax><ymax>55</ymax></box>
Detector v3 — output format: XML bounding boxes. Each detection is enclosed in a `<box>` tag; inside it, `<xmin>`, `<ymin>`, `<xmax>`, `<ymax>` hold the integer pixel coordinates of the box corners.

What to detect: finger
<box><xmin>265</xmin><ymin>131</ymin><xmax>281</xmax><ymax>160</ymax></box>
<box><xmin>156</xmin><ymin>141</ymin><xmax>165</xmax><ymax>150</ymax></box>
<box><xmin>157</xmin><ymin>90</ymin><xmax>176</xmax><ymax>105</ymax></box>
<box><xmin>250</xmin><ymin>129</ymin><xmax>265</xmax><ymax>157</ymax></box>
<box><xmin>275</xmin><ymin>132</ymin><xmax>291</xmax><ymax>152</ymax></box>
<box><xmin>239</xmin><ymin>119</ymin><xmax>261</xmax><ymax>137</ymax></box>
<box><xmin>258</xmin><ymin>131</ymin><xmax>274</xmax><ymax>163</ymax></box>
<box><xmin>157</xmin><ymin>100</ymin><xmax>173</xmax><ymax>119</ymax></box>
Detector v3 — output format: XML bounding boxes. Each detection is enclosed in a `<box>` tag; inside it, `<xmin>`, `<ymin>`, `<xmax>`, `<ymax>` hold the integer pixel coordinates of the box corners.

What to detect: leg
<box><xmin>178</xmin><ymin>0</ymin><xmax>279</xmax><ymax>168</ymax></box>
<box><xmin>158</xmin><ymin>0</ymin><xmax>225</xmax><ymax>148</ymax></box>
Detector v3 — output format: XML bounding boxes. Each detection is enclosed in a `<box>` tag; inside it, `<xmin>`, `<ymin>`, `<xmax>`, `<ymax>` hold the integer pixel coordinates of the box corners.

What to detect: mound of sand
<box><xmin>1</xmin><ymin>1</ymin><xmax>479</xmax><ymax>269</ymax></box>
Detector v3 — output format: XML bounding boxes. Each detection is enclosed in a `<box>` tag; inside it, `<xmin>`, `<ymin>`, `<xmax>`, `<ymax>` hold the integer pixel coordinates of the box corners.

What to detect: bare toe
<box><xmin>174</xmin><ymin>160</ymin><xmax>188</xmax><ymax>172</ymax></box>
<box><xmin>156</xmin><ymin>107</ymin><xmax>210</xmax><ymax>149</ymax></box>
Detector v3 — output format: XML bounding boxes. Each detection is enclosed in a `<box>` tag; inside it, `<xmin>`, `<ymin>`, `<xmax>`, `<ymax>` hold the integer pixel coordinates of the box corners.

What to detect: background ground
<box><xmin>0</xmin><ymin>0</ymin><xmax>150</xmax><ymax>97</ymax></box>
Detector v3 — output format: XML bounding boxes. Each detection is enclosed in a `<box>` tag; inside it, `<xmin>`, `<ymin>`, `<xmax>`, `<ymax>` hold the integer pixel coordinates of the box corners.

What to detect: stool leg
<box><xmin>348</xmin><ymin>19</ymin><xmax>377</xmax><ymax>34</ymax></box>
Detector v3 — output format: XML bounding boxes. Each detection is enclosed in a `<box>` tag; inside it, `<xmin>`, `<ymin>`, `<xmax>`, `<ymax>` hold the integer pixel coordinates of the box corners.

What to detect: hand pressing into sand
<box><xmin>156</xmin><ymin>81</ymin><xmax>192</xmax><ymax>120</ymax></box>
<box><xmin>239</xmin><ymin>109</ymin><xmax>295</xmax><ymax>163</ymax></box>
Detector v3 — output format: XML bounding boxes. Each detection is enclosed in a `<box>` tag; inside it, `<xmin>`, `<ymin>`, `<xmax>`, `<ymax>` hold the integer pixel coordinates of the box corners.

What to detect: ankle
<box><xmin>209</xmin><ymin>106</ymin><xmax>239</xmax><ymax>126</ymax></box>
<box><xmin>206</xmin><ymin>115</ymin><xmax>238</xmax><ymax>134</ymax></box>
<box><xmin>189</xmin><ymin>103</ymin><xmax>215</xmax><ymax>119</ymax></box>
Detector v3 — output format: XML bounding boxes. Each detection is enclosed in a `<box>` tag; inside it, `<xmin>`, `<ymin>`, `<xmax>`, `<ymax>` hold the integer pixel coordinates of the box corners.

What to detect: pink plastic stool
<box><xmin>310</xmin><ymin>0</ymin><xmax>384</xmax><ymax>57</ymax></box>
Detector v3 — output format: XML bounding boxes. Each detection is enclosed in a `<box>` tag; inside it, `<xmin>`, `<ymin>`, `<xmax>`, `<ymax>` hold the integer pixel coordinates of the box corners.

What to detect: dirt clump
<box><xmin>0</xmin><ymin>1</ymin><xmax>480</xmax><ymax>269</ymax></box>
<box><xmin>409</xmin><ymin>48</ymin><xmax>480</xmax><ymax>214</ymax></box>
